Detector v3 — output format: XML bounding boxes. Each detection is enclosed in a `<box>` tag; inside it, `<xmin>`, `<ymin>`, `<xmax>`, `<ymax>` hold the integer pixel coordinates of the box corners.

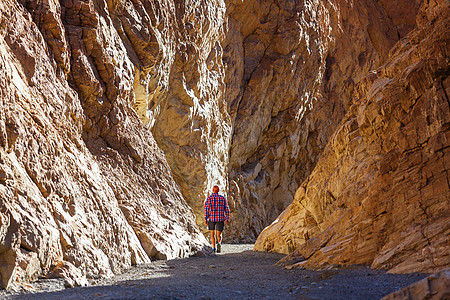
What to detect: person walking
<box><xmin>204</xmin><ymin>185</ymin><xmax>230</xmax><ymax>253</ymax></box>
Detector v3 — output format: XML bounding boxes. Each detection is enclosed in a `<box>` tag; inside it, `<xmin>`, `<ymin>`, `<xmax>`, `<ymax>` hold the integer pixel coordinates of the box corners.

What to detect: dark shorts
<box><xmin>208</xmin><ymin>221</ymin><xmax>224</xmax><ymax>232</ymax></box>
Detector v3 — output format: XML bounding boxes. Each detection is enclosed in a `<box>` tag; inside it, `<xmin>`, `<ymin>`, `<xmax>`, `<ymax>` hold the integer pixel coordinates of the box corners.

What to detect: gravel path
<box><xmin>3</xmin><ymin>244</ymin><xmax>427</xmax><ymax>299</ymax></box>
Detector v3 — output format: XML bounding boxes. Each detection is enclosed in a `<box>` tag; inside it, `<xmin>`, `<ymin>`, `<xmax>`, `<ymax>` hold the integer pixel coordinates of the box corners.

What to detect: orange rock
<box><xmin>46</xmin><ymin>261</ymin><xmax>88</xmax><ymax>288</ymax></box>
<box><xmin>255</xmin><ymin>0</ymin><xmax>450</xmax><ymax>274</ymax></box>
<box><xmin>0</xmin><ymin>0</ymin><xmax>207</xmax><ymax>290</ymax></box>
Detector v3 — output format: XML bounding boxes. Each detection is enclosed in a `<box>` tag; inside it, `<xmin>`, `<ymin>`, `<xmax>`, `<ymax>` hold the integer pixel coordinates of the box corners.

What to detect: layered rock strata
<box><xmin>224</xmin><ymin>0</ymin><xmax>403</xmax><ymax>241</ymax></box>
<box><xmin>255</xmin><ymin>0</ymin><xmax>450</xmax><ymax>274</ymax></box>
<box><xmin>136</xmin><ymin>0</ymin><xmax>421</xmax><ymax>241</ymax></box>
<box><xmin>0</xmin><ymin>0</ymin><xmax>207</xmax><ymax>290</ymax></box>
<box><xmin>1</xmin><ymin>0</ymin><xmax>447</xmax><ymax>290</ymax></box>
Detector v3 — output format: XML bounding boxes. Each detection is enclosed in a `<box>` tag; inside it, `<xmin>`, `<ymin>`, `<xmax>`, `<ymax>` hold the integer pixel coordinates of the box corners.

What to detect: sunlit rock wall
<box><xmin>0</xmin><ymin>0</ymin><xmax>207</xmax><ymax>290</ymax></box>
<box><xmin>136</xmin><ymin>0</ymin><xmax>419</xmax><ymax>241</ymax></box>
<box><xmin>1</xmin><ymin>0</ymin><xmax>444</xmax><ymax>289</ymax></box>
<box><xmin>255</xmin><ymin>0</ymin><xmax>450</xmax><ymax>274</ymax></box>
<box><xmin>139</xmin><ymin>0</ymin><xmax>232</xmax><ymax>228</ymax></box>
<box><xmin>223</xmin><ymin>0</ymin><xmax>404</xmax><ymax>241</ymax></box>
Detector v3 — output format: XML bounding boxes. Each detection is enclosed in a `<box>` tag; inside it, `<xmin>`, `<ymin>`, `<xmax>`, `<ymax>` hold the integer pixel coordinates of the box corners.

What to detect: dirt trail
<box><xmin>3</xmin><ymin>244</ymin><xmax>427</xmax><ymax>299</ymax></box>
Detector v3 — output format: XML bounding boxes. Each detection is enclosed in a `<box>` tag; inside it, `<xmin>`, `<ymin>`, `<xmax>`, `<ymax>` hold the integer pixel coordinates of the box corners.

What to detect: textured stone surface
<box><xmin>224</xmin><ymin>0</ymin><xmax>401</xmax><ymax>241</ymax></box>
<box><xmin>382</xmin><ymin>268</ymin><xmax>450</xmax><ymax>300</ymax></box>
<box><xmin>1</xmin><ymin>0</ymin><xmax>448</xmax><ymax>290</ymax></box>
<box><xmin>377</xmin><ymin>0</ymin><xmax>422</xmax><ymax>38</ymax></box>
<box><xmin>255</xmin><ymin>0</ymin><xmax>450</xmax><ymax>274</ymax></box>
<box><xmin>137</xmin><ymin>0</ymin><xmax>417</xmax><ymax>241</ymax></box>
<box><xmin>147</xmin><ymin>0</ymin><xmax>231</xmax><ymax>229</ymax></box>
<box><xmin>0</xmin><ymin>0</ymin><xmax>207</xmax><ymax>290</ymax></box>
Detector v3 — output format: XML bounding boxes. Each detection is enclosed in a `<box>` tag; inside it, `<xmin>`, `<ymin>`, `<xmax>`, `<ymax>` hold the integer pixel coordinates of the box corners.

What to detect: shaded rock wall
<box><xmin>0</xmin><ymin>0</ymin><xmax>207</xmax><ymax>290</ymax></box>
<box><xmin>1</xmin><ymin>0</ymin><xmax>447</xmax><ymax>289</ymax></box>
<box><xmin>224</xmin><ymin>0</ymin><xmax>402</xmax><ymax>241</ymax></box>
<box><xmin>255</xmin><ymin>0</ymin><xmax>450</xmax><ymax>274</ymax></box>
<box><xmin>136</xmin><ymin>0</ymin><xmax>421</xmax><ymax>241</ymax></box>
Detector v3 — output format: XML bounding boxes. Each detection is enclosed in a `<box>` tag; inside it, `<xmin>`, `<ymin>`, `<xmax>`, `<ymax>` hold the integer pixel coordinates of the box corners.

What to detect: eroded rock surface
<box><xmin>1</xmin><ymin>0</ymin><xmax>448</xmax><ymax>290</ymax></box>
<box><xmin>224</xmin><ymin>0</ymin><xmax>403</xmax><ymax>241</ymax></box>
<box><xmin>135</xmin><ymin>0</ymin><xmax>421</xmax><ymax>241</ymax></box>
<box><xmin>255</xmin><ymin>0</ymin><xmax>450</xmax><ymax>274</ymax></box>
<box><xmin>382</xmin><ymin>268</ymin><xmax>450</xmax><ymax>300</ymax></box>
<box><xmin>0</xmin><ymin>0</ymin><xmax>207</xmax><ymax>290</ymax></box>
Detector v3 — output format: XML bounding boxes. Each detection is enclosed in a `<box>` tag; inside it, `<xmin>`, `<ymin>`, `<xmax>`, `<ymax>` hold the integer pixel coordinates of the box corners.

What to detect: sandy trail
<box><xmin>4</xmin><ymin>244</ymin><xmax>427</xmax><ymax>299</ymax></box>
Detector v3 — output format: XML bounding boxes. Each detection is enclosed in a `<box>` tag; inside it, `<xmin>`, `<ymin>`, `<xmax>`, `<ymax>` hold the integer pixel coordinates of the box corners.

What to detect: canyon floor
<box><xmin>2</xmin><ymin>244</ymin><xmax>428</xmax><ymax>300</ymax></box>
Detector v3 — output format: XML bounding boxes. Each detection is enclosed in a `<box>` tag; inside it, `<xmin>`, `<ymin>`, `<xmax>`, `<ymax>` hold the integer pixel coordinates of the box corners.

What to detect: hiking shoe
<box><xmin>216</xmin><ymin>243</ymin><xmax>221</xmax><ymax>253</ymax></box>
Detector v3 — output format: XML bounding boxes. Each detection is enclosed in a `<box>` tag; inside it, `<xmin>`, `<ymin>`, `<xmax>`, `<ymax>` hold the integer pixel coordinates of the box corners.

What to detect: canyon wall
<box><xmin>0</xmin><ymin>0</ymin><xmax>448</xmax><ymax>290</ymax></box>
<box><xmin>0</xmin><ymin>0</ymin><xmax>207</xmax><ymax>290</ymax></box>
<box><xmin>223</xmin><ymin>0</ymin><xmax>404</xmax><ymax>241</ymax></box>
<box><xmin>137</xmin><ymin>0</ymin><xmax>421</xmax><ymax>241</ymax></box>
<box><xmin>255</xmin><ymin>0</ymin><xmax>450</xmax><ymax>274</ymax></box>
<box><xmin>137</xmin><ymin>0</ymin><xmax>232</xmax><ymax>230</ymax></box>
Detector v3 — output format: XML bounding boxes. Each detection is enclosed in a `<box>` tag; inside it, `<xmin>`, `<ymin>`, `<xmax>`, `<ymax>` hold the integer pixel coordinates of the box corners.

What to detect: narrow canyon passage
<box><xmin>5</xmin><ymin>244</ymin><xmax>427</xmax><ymax>300</ymax></box>
<box><xmin>0</xmin><ymin>0</ymin><xmax>448</xmax><ymax>295</ymax></box>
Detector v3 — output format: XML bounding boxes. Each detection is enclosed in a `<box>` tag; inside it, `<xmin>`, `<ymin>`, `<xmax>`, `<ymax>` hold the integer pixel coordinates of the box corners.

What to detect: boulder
<box><xmin>381</xmin><ymin>269</ymin><xmax>450</xmax><ymax>300</ymax></box>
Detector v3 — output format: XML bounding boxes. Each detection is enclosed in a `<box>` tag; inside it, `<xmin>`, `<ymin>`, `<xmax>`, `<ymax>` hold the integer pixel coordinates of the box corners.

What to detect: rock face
<box><xmin>1</xmin><ymin>0</ymin><xmax>448</xmax><ymax>290</ymax></box>
<box><xmin>137</xmin><ymin>0</ymin><xmax>421</xmax><ymax>241</ymax></box>
<box><xmin>138</xmin><ymin>0</ymin><xmax>232</xmax><ymax>230</ymax></box>
<box><xmin>0</xmin><ymin>0</ymin><xmax>207</xmax><ymax>290</ymax></box>
<box><xmin>223</xmin><ymin>0</ymin><xmax>403</xmax><ymax>241</ymax></box>
<box><xmin>255</xmin><ymin>0</ymin><xmax>450</xmax><ymax>274</ymax></box>
<box><xmin>382</xmin><ymin>268</ymin><xmax>450</xmax><ymax>300</ymax></box>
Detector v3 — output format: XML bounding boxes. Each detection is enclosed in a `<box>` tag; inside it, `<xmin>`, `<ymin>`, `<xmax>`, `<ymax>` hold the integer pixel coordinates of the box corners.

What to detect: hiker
<box><xmin>204</xmin><ymin>185</ymin><xmax>230</xmax><ymax>253</ymax></box>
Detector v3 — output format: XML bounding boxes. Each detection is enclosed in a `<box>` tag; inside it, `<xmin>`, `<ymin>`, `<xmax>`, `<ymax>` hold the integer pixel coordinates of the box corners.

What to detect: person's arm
<box><xmin>204</xmin><ymin>197</ymin><xmax>209</xmax><ymax>225</ymax></box>
<box><xmin>223</xmin><ymin>196</ymin><xmax>230</xmax><ymax>223</ymax></box>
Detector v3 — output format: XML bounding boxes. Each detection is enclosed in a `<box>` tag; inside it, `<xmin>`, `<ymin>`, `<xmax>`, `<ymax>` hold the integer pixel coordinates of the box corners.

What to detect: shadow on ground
<box><xmin>6</xmin><ymin>244</ymin><xmax>428</xmax><ymax>300</ymax></box>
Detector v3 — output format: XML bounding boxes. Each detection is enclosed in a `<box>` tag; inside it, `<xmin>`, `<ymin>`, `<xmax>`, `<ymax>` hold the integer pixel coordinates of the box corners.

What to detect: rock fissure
<box><xmin>419</xmin><ymin>225</ymin><xmax>437</xmax><ymax>272</ymax></box>
<box><xmin>417</xmin><ymin>198</ymin><xmax>430</xmax><ymax>220</ymax></box>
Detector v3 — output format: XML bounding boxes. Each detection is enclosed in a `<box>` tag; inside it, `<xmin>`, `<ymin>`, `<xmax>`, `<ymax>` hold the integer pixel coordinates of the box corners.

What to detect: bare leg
<box><xmin>210</xmin><ymin>230</ymin><xmax>216</xmax><ymax>249</ymax></box>
<box><xmin>216</xmin><ymin>231</ymin><xmax>222</xmax><ymax>244</ymax></box>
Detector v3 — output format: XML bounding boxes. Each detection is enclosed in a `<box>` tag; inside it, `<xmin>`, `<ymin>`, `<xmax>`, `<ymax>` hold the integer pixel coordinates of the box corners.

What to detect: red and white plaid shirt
<box><xmin>204</xmin><ymin>193</ymin><xmax>230</xmax><ymax>222</ymax></box>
